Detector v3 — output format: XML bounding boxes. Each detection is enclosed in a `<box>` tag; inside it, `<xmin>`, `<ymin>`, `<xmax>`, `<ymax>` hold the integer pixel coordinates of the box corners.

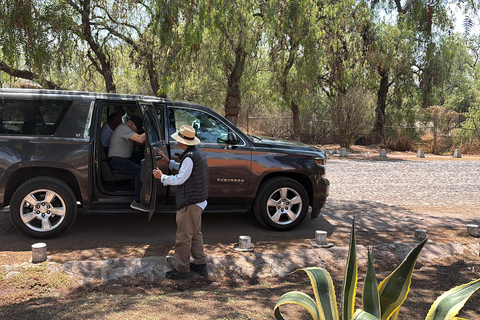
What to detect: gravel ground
<box><xmin>327</xmin><ymin>158</ymin><xmax>480</xmax><ymax>205</ymax></box>
<box><xmin>322</xmin><ymin>158</ymin><xmax>480</xmax><ymax>233</ymax></box>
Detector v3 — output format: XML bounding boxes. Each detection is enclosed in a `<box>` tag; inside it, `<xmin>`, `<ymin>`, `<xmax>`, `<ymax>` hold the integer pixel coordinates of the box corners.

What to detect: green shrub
<box><xmin>274</xmin><ymin>220</ymin><xmax>480</xmax><ymax>320</ymax></box>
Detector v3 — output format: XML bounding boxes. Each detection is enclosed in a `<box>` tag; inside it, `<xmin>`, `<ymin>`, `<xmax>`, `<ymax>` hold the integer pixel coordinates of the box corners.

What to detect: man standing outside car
<box><xmin>153</xmin><ymin>125</ymin><xmax>209</xmax><ymax>280</ymax></box>
<box><xmin>108</xmin><ymin>115</ymin><xmax>148</xmax><ymax>212</ymax></box>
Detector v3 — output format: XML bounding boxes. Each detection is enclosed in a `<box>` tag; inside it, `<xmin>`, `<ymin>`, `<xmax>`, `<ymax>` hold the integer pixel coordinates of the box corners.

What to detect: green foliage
<box><xmin>273</xmin><ymin>220</ymin><xmax>480</xmax><ymax>320</ymax></box>
<box><xmin>1</xmin><ymin>0</ymin><xmax>480</xmax><ymax>147</ymax></box>
<box><xmin>331</xmin><ymin>86</ymin><xmax>375</xmax><ymax>148</ymax></box>
<box><xmin>454</xmin><ymin>104</ymin><xmax>480</xmax><ymax>149</ymax></box>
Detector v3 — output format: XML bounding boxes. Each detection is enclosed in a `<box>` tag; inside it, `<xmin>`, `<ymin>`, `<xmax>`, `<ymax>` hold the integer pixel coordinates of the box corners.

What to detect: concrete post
<box><xmin>416</xmin><ymin>149</ymin><xmax>425</xmax><ymax>158</ymax></box>
<box><xmin>234</xmin><ymin>235</ymin><xmax>254</xmax><ymax>252</ymax></box>
<box><xmin>380</xmin><ymin>149</ymin><xmax>387</xmax><ymax>158</ymax></box>
<box><xmin>414</xmin><ymin>229</ymin><xmax>427</xmax><ymax>242</ymax></box>
<box><xmin>340</xmin><ymin>148</ymin><xmax>347</xmax><ymax>157</ymax></box>
<box><xmin>466</xmin><ymin>224</ymin><xmax>479</xmax><ymax>237</ymax></box>
<box><xmin>315</xmin><ymin>230</ymin><xmax>328</xmax><ymax>245</ymax></box>
<box><xmin>31</xmin><ymin>243</ymin><xmax>47</xmax><ymax>263</ymax></box>
<box><xmin>311</xmin><ymin>230</ymin><xmax>334</xmax><ymax>248</ymax></box>
<box><xmin>453</xmin><ymin>149</ymin><xmax>461</xmax><ymax>158</ymax></box>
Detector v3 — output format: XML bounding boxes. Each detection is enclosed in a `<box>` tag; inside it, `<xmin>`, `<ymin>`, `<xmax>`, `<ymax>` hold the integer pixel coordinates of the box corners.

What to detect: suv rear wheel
<box><xmin>9</xmin><ymin>177</ymin><xmax>77</xmax><ymax>239</ymax></box>
<box><xmin>253</xmin><ymin>177</ymin><xmax>309</xmax><ymax>231</ymax></box>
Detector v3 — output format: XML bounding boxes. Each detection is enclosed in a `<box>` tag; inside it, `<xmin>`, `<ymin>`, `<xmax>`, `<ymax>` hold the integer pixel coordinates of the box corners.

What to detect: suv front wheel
<box><xmin>9</xmin><ymin>177</ymin><xmax>77</xmax><ymax>239</ymax></box>
<box><xmin>253</xmin><ymin>177</ymin><xmax>309</xmax><ymax>231</ymax></box>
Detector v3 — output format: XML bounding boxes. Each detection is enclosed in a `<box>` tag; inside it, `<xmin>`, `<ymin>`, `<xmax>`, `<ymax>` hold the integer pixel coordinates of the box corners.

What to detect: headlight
<box><xmin>315</xmin><ymin>157</ymin><xmax>326</xmax><ymax>166</ymax></box>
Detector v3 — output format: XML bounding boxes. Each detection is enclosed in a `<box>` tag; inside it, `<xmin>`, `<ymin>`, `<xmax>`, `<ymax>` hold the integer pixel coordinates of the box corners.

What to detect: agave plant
<box><xmin>274</xmin><ymin>220</ymin><xmax>480</xmax><ymax>320</ymax></box>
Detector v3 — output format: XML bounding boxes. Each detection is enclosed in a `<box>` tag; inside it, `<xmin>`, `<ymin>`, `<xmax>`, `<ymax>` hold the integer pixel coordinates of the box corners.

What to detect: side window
<box><xmin>144</xmin><ymin>110</ymin><xmax>160</xmax><ymax>144</ymax></box>
<box><xmin>168</xmin><ymin>108</ymin><xmax>230</xmax><ymax>144</ymax></box>
<box><xmin>0</xmin><ymin>99</ymin><xmax>73</xmax><ymax>135</ymax></box>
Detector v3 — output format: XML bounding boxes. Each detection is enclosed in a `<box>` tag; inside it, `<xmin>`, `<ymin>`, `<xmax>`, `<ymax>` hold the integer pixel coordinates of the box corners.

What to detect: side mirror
<box><xmin>227</xmin><ymin>131</ymin><xmax>240</xmax><ymax>145</ymax></box>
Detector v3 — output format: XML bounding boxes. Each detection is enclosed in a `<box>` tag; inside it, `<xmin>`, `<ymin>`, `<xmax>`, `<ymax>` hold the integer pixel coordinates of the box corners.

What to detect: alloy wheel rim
<box><xmin>19</xmin><ymin>189</ymin><xmax>66</xmax><ymax>232</ymax></box>
<box><xmin>265</xmin><ymin>187</ymin><xmax>303</xmax><ymax>225</ymax></box>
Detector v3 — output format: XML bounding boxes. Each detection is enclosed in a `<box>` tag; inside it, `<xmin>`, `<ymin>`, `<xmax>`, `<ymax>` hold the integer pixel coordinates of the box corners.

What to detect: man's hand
<box><xmin>153</xmin><ymin>167</ymin><xmax>163</xmax><ymax>180</ymax></box>
<box><xmin>156</xmin><ymin>149</ymin><xmax>169</xmax><ymax>163</ymax></box>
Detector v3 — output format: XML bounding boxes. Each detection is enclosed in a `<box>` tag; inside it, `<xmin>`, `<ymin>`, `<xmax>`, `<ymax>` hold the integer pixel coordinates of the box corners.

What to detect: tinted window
<box><xmin>168</xmin><ymin>108</ymin><xmax>230</xmax><ymax>144</ymax></box>
<box><xmin>0</xmin><ymin>99</ymin><xmax>73</xmax><ymax>135</ymax></box>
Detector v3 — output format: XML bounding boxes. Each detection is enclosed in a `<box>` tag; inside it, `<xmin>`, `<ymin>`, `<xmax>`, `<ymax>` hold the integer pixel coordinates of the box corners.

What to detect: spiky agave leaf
<box><xmin>342</xmin><ymin>218</ymin><xmax>358</xmax><ymax>320</ymax></box>
<box><xmin>378</xmin><ymin>239</ymin><xmax>427</xmax><ymax>320</ymax></box>
<box><xmin>387</xmin><ymin>309</ymin><xmax>399</xmax><ymax>320</ymax></box>
<box><xmin>302</xmin><ymin>267</ymin><xmax>340</xmax><ymax>320</ymax></box>
<box><xmin>425</xmin><ymin>278</ymin><xmax>480</xmax><ymax>320</ymax></box>
<box><xmin>274</xmin><ymin>267</ymin><xmax>339</xmax><ymax>320</ymax></box>
<box><xmin>274</xmin><ymin>291</ymin><xmax>320</xmax><ymax>320</ymax></box>
<box><xmin>363</xmin><ymin>248</ymin><xmax>380</xmax><ymax>318</ymax></box>
<box><xmin>352</xmin><ymin>310</ymin><xmax>381</xmax><ymax>320</ymax></box>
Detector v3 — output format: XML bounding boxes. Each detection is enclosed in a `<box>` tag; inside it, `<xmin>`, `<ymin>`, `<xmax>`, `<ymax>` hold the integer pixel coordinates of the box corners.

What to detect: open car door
<box><xmin>137</xmin><ymin>101</ymin><xmax>168</xmax><ymax>220</ymax></box>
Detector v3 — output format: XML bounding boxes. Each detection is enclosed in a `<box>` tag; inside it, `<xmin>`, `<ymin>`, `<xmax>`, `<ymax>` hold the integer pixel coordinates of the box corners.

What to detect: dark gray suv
<box><xmin>0</xmin><ymin>89</ymin><xmax>329</xmax><ymax>238</ymax></box>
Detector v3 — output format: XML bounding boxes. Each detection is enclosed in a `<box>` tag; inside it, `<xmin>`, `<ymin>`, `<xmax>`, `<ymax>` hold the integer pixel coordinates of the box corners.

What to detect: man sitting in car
<box><xmin>108</xmin><ymin>115</ymin><xmax>147</xmax><ymax>212</ymax></box>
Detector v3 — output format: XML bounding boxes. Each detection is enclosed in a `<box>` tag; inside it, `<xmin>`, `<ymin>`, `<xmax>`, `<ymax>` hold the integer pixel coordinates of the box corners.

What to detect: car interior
<box><xmin>97</xmin><ymin>103</ymin><xmax>143</xmax><ymax>194</ymax></box>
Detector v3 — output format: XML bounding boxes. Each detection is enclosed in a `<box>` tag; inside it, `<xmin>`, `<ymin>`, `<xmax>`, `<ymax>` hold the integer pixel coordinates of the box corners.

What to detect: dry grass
<box><xmin>1</xmin><ymin>224</ymin><xmax>480</xmax><ymax>319</ymax></box>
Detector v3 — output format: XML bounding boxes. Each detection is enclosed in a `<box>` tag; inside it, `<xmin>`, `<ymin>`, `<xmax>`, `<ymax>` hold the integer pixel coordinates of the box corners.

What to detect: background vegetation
<box><xmin>1</xmin><ymin>0</ymin><xmax>480</xmax><ymax>152</ymax></box>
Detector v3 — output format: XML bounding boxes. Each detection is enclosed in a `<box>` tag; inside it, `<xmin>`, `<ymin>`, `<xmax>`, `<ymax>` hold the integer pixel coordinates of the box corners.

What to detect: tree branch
<box><xmin>0</xmin><ymin>60</ymin><xmax>62</xmax><ymax>89</ymax></box>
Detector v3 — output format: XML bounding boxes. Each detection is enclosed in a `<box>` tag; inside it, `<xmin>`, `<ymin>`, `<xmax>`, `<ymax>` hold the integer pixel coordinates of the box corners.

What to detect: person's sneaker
<box><xmin>165</xmin><ymin>270</ymin><xmax>191</xmax><ymax>280</ymax></box>
<box><xmin>130</xmin><ymin>200</ymin><xmax>149</xmax><ymax>212</ymax></box>
<box><xmin>190</xmin><ymin>263</ymin><xmax>208</xmax><ymax>277</ymax></box>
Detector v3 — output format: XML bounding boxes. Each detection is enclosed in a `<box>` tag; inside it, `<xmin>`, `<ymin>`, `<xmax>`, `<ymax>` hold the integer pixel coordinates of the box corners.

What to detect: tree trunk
<box><xmin>290</xmin><ymin>101</ymin><xmax>301</xmax><ymax>141</ymax></box>
<box><xmin>146</xmin><ymin>53</ymin><xmax>160</xmax><ymax>96</ymax></box>
<box><xmin>224</xmin><ymin>45</ymin><xmax>247</xmax><ymax>125</ymax></box>
<box><xmin>279</xmin><ymin>41</ymin><xmax>300</xmax><ymax>141</ymax></box>
<box><xmin>81</xmin><ymin>0</ymin><xmax>116</xmax><ymax>93</ymax></box>
<box><xmin>374</xmin><ymin>67</ymin><xmax>389</xmax><ymax>142</ymax></box>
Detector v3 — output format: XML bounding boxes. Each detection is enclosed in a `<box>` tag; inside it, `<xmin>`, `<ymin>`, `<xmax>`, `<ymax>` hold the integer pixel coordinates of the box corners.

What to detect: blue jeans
<box><xmin>108</xmin><ymin>157</ymin><xmax>142</xmax><ymax>202</ymax></box>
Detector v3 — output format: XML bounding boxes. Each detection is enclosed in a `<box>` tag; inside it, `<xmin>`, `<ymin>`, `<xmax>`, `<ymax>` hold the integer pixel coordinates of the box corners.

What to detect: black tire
<box><xmin>9</xmin><ymin>177</ymin><xmax>77</xmax><ymax>239</ymax></box>
<box><xmin>253</xmin><ymin>177</ymin><xmax>309</xmax><ymax>231</ymax></box>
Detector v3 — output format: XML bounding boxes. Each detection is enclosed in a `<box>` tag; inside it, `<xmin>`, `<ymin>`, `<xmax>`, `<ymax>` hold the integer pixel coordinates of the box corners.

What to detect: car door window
<box><xmin>0</xmin><ymin>99</ymin><xmax>74</xmax><ymax>135</ymax></box>
<box><xmin>168</xmin><ymin>108</ymin><xmax>230</xmax><ymax>144</ymax></box>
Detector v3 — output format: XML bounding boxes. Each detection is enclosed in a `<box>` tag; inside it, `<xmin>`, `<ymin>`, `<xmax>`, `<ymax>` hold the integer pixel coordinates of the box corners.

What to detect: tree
<box><xmin>363</xmin><ymin>23</ymin><xmax>415</xmax><ymax>141</ymax></box>
<box><xmin>331</xmin><ymin>86</ymin><xmax>375</xmax><ymax>148</ymax></box>
<box><xmin>263</xmin><ymin>0</ymin><xmax>323</xmax><ymax>141</ymax></box>
<box><xmin>63</xmin><ymin>0</ymin><xmax>119</xmax><ymax>93</ymax></box>
<box><xmin>438</xmin><ymin>34</ymin><xmax>480</xmax><ymax>113</ymax></box>
<box><xmin>0</xmin><ymin>0</ymin><xmax>73</xmax><ymax>88</ymax></box>
<box><xmin>173</xmin><ymin>0</ymin><xmax>265</xmax><ymax>124</ymax></box>
<box><xmin>91</xmin><ymin>0</ymin><xmax>183</xmax><ymax>97</ymax></box>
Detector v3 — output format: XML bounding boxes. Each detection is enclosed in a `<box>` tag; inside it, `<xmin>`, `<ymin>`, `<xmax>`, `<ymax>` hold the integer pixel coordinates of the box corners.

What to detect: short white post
<box><xmin>466</xmin><ymin>224</ymin><xmax>479</xmax><ymax>238</ymax></box>
<box><xmin>416</xmin><ymin>149</ymin><xmax>425</xmax><ymax>158</ymax></box>
<box><xmin>380</xmin><ymin>149</ymin><xmax>387</xmax><ymax>158</ymax></box>
<box><xmin>315</xmin><ymin>230</ymin><xmax>328</xmax><ymax>245</ymax></box>
<box><xmin>234</xmin><ymin>235</ymin><xmax>254</xmax><ymax>252</ymax></box>
<box><xmin>31</xmin><ymin>243</ymin><xmax>47</xmax><ymax>263</ymax></box>
<box><xmin>311</xmin><ymin>230</ymin><xmax>334</xmax><ymax>248</ymax></box>
<box><xmin>453</xmin><ymin>149</ymin><xmax>462</xmax><ymax>158</ymax></box>
<box><xmin>239</xmin><ymin>236</ymin><xmax>251</xmax><ymax>249</ymax></box>
<box><xmin>340</xmin><ymin>148</ymin><xmax>348</xmax><ymax>157</ymax></box>
<box><xmin>414</xmin><ymin>229</ymin><xmax>427</xmax><ymax>242</ymax></box>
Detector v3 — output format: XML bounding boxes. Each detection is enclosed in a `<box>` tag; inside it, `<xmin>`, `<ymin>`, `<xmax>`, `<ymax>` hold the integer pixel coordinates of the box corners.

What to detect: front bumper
<box><xmin>311</xmin><ymin>177</ymin><xmax>330</xmax><ymax>219</ymax></box>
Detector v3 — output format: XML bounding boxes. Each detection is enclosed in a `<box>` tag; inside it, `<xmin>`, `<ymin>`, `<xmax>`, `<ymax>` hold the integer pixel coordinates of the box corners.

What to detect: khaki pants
<box><xmin>174</xmin><ymin>204</ymin><xmax>206</xmax><ymax>273</ymax></box>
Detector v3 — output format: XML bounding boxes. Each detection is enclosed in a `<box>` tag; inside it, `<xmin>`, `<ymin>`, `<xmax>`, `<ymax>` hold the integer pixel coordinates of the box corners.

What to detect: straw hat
<box><xmin>171</xmin><ymin>125</ymin><xmax>200</xmax><ymax>145</ymax></box>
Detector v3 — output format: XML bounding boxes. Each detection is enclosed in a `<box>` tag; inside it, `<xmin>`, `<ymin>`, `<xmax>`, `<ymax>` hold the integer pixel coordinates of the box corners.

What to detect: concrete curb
<box><xmin>3</xmin><ymin>241</ymin><xmax>473</xmax><ymax>284</ymax></box>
